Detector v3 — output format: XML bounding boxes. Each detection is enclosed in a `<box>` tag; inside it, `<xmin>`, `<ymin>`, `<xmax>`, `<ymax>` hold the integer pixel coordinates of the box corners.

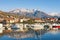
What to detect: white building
<box><xmin>20</xmin><ymin>19</ymin><xmax>24</xmax><ymax>22</ymax></box>
<box><xmin>0</xmin><ymin>24</ymin><xmax>4</xmax><ymax>33</ymax></box>
<box><xmin>20</xmin><ymin>18</ymin><xmax>30</xmax><ymax>22</ymax></box>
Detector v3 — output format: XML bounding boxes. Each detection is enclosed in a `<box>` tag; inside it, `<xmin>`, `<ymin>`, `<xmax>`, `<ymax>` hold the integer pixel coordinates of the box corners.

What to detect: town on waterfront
<box><xmin>0</xmin><ymin>11</ymin><xmax>60</xmax><ymax>33</ymax></box>
<box><xmin>0</xmin><ymin>10</ymin><xmax>60</xmax><ymax>40</ymax></box>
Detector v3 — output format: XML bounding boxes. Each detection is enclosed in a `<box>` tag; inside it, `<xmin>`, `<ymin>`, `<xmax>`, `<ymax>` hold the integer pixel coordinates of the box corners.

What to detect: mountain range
<box><xmin>9</xmin><ymin>9</ymin><xmax>53</xmax><ymax>18</ymax></box>
<box><xmin>0</xmin><ymin>9</ymin><xmax>60</xmax><ymax>18</ymax></box>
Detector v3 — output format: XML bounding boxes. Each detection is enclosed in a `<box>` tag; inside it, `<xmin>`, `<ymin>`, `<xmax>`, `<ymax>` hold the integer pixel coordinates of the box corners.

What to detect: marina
<box><xmin>0</xmin><ymin>22</ymin><xmax>60</xmax><ymax>40</ymax></box>
<box><xmin>0</xmin><ymin>23</ymin><xmax>60</xmax><ymax>33</ymax></box>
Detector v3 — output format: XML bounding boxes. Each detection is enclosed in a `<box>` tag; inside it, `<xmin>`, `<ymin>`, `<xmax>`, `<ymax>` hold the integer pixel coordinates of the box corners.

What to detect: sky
<box><xmin>0</xmin><ymin>0</ymin><xmax>60</xmax><ymax>13</ymax></box>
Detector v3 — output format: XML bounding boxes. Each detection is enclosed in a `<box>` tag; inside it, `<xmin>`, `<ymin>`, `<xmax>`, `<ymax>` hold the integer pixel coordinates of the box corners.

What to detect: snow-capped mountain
<box><xmin>9</xmin><ymin>9</ymin><xmax>52</xmax><ymax>18</ymax></box>
<box><xmin>33</xmin><ymin>10</ymin><xmax>52</xmax><ymax>18</ymax></box>
<box><xmin>9</xmin><ymin>9</ymin><xmax>34</xmax><ymax>16</ymax></box>
<box><xmin>48</xmin><ymin>12</ymin><xmax>60</xmax><ymax>18</ymax></box>
<box><xmin>9</xmin><ymin>9</ymin><xmax>34</xmax><ymax>13</ymax></box>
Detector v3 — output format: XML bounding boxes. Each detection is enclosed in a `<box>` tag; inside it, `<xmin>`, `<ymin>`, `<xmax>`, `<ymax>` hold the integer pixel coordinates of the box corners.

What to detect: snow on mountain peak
<box><xmin>9</xmin><ymin>8</ymin><xmax>34</xmax><ymax>13</ymax></box>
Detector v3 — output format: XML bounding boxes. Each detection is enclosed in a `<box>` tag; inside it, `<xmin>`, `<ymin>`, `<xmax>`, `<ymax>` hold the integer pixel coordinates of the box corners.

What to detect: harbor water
<box><xmin>0</xmin><ymin>23</ymin><xmax>60</xmax><ymax>40</ymax></box>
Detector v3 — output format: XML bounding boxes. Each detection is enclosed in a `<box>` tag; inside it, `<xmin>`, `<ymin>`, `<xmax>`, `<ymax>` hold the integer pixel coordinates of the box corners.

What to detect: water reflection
<box><xmin>7</xmin><ymin>32</ymin><xmax>35</xmax><ymax>38</ymax></box>
<box><xmin>49</xmin><ymin>30</ymin><xmax>59</xmax><ymax>35</ymax></box>
<box><xmin>0</xmin><ymin>30</ymin><xmax>60</xmax><ymax>40</ymax></box>
<box><xmin>7</xmin><ymin>30</ymin><xmax>47</xmax><ymax>38</ymax></box>
<box><xmin>0</xmin><ymin>29</ymin><xmax>47</xmax><ymax>40</ymax></box>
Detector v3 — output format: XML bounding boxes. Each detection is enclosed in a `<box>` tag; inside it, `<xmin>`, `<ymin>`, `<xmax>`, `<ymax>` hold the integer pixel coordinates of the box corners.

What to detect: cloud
<box><xmin>48</xmin><ymin>12</ymin><xmax>60</xmax><ymax>16</ymax></box>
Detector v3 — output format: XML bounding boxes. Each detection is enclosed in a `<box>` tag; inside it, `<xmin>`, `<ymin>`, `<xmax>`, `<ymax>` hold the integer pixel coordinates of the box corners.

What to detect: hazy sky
<box><xmin>0</xmin><ymin>0</ymin><xmax>60</xmax><ymax>13</ymax></box>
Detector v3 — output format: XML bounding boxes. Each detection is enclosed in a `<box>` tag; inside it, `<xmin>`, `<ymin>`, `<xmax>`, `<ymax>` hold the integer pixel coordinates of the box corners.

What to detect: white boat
<box><xmin>26</xmin><ymin>24</ymin><xmax>44</xmax><ymax>30</ymax></box>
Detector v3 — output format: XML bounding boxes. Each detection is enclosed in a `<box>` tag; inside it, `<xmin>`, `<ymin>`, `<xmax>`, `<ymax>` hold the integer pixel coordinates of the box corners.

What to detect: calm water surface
<box><xmin>0</xmin><ymin>30</ymin><xmax>60</xmax><ymax>40</ymax></box>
